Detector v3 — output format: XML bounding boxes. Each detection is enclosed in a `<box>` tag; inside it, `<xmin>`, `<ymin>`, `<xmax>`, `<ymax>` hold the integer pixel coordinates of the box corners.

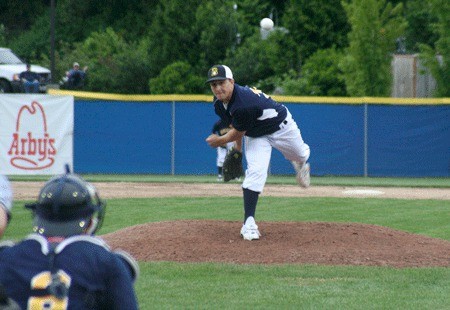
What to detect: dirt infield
<box><xmin>13</xmin><ymin>182</ymin><xmax>450</xmax><ymax>267</ymax></box>
<box><xmin>12</xmin><ymin>181</ymin><xmax>450</xmax><ymax>200</ymax></box>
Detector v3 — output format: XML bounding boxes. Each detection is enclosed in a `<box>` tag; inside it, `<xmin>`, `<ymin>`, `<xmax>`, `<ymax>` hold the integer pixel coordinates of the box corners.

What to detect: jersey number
<box><xmin>250</xmin><ymin>87</ymin><xmax>270</xmax><ymax>99</ymax></box>
<box><xmin>28</xmin><ymin>270</ymin><xmax>71</xmax><ymax>310</ymax></box>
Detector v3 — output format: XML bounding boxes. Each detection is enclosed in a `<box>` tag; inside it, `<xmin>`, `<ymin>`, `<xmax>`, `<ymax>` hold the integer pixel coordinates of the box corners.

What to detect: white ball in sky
<box><xmin>260</xmin><ymin>18</ymin><xmax>274</xmax><ymax>31</ymax></box>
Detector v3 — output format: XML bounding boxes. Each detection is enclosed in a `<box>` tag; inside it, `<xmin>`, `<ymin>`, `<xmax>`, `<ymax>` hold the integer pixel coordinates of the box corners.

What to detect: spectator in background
<box><xmin>19</xmin><ymin>64</ymin><xmax>40</xmax><ymax>93</ymax></box>
<box><xmin>66</xmin><ymin>62</ymin><xmax>88</xmax><ymax>89</ymax></box>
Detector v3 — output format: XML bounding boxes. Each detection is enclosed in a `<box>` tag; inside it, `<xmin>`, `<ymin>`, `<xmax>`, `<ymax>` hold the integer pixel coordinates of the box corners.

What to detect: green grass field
<box><xmin>4</xmin><ymin>176</ymin><xmax>450</xmax><ymax>309</ymax></box>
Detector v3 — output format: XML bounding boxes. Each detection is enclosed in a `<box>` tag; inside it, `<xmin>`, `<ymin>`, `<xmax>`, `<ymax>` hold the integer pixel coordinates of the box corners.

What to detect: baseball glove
<box><xmin>222</xmin><ymin>149</ymin><xmax>243</xmax><ymax>182</ymax></box>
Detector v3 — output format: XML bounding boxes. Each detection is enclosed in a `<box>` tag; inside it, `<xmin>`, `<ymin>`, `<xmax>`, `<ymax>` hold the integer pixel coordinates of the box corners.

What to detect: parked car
<box><xmin>0</xmin><ymin>47</ymin><xmax>51</xmax><ymax>93</ymax></box>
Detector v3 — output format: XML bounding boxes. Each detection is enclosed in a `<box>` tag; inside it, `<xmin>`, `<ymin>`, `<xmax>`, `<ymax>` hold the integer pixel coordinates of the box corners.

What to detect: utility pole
<box><xmin>50</xmin><ymin>0</ymin><xmax>55</xmax><ymax>83</ymax></box>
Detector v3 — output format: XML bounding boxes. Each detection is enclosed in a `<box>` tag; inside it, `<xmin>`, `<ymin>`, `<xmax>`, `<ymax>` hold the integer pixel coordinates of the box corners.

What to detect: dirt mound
<box><xmin>101</xmin><ymin>220</ymin><xmax>450</xmax><ymax>268</ymax></box>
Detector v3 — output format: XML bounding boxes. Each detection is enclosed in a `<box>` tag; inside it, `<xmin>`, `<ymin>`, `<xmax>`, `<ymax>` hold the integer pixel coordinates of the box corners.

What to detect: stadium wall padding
<box><xmin>74</xmin><ymin>100</ymin><xmax>450</xmax><ymax>177</ymax></box>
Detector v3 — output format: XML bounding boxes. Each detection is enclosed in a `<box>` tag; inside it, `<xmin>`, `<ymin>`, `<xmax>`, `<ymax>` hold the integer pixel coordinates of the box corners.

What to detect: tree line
<box><xmin>0</xmin><ymin>0</ymin><xmax>447</xmax><ymax>97</ymax></box>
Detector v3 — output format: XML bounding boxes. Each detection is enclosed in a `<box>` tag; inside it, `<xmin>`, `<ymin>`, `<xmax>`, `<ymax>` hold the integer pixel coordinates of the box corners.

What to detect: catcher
<box><xmin>0</xmin><ymin>169</ymin><xmax>139</xmax><ymax>309</ymax></box>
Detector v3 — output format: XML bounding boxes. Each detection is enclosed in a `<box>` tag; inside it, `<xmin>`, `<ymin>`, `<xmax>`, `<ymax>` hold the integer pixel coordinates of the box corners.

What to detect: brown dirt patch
<box><xmin>101</xmin><ymin>220</ymin><xmax>450</xmax><ymax>267</ymax></box>
<box><xmin>13</xmin><ymin>182</ymin><xmax>450</xmax><ymax>267</ymax></box>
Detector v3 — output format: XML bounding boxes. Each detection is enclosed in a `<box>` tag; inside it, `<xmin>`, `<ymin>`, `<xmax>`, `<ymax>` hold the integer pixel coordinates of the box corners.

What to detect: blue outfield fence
<box><xmin>68</xmin><ymin>93</ymin><xmax>449</xmax><ymax>177</ymax></box>
<box><xmin>367</xmin><ymin>105</ymin><xmax>449</xmax><ymax>177</ymax></box>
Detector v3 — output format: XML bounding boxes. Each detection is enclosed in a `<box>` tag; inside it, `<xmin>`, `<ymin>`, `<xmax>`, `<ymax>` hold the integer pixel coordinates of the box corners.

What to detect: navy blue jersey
<box><xmin>0</xmin><ymin>234</ymin><xmax>138</xmax><ymax>309</ymax></box>
<box><xmin>214</xmin><ymin>83</ymin><xmax>287</xmax><ymax>138</ymax></box>
<box><xmin>212</xmin><ymin>119</ymin><xmax>231</xmax><ymax>136</ymax></box>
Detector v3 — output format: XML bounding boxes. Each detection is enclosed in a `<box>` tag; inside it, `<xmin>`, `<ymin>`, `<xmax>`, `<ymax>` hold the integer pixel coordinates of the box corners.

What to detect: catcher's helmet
<box><xmin>26</xmin><ymin>173</ymin><xmax>106</xmax><ymax>237</ymax></box>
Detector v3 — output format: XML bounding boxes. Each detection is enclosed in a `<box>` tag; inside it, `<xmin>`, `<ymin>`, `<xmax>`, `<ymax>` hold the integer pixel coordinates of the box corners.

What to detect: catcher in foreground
<box><xmin>205</xmin><ymin>64</ymin><xmax>311</xmax><ymax>241</ymax></box>
<box><xmin>0</xmin><ymin>169</ymin><xmax>139</xmax><ymax>309</ymax></box>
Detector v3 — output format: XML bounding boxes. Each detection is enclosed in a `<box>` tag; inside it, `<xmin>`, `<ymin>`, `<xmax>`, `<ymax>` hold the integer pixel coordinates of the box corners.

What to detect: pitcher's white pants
<box><xmin>242</xmin><ymin>111</ymin><xmax>310</xmax><ymax>193</ymax></box>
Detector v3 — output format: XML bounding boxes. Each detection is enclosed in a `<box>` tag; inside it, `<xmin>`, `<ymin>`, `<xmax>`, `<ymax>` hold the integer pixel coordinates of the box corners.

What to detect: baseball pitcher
<box><xmin>205</xmin><ymin>65</ymin><xmax>311</xmax><ymax>241</ymax></box>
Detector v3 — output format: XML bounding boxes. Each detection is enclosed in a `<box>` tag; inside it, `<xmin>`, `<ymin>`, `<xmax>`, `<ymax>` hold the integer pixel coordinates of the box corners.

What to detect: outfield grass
<box><xmin>136</xmin><ymin>263</ymin><xmax>449</xmax><ymax>309</ymax></box>
<box><xmin>4</xmin><ymin>190</ymin><xmax>450</xmax><ymax>309</ymax></box>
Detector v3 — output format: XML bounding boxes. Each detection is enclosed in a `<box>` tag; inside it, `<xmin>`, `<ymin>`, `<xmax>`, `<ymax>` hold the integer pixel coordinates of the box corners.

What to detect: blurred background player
<box><xmin>0</xmin><ymin>170</ymin><xmax>139</xmax><ymax>309</ymax></box>
<box><xmin>205</xmin><ymin>64</ymin><xmax>310</xmax><ymax>241</ymax></box>
<box><xmin>212</xmin><ymin>119</ymin><xmax>235</xmax><ymax>181</ymax></box>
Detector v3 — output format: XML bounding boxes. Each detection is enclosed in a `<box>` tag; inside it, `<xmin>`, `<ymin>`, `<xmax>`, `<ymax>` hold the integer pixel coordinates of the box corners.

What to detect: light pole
<box><xmin>233</xmin><ymin>4</ymin><xmax>241</xmax><ymax>48</ymax></box>
<box><xmin>50</xmin><ymin>0</ymin><xmax>55</xmax><ymax>83</ymax></box>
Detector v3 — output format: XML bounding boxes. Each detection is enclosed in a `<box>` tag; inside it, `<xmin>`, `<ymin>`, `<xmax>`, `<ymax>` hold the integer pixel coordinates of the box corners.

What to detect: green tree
<box><xmin>283</xmin><ymin>0</ymin><xmax>349</xmax><ymax>61</ymax></box>
<box><xmin>233</xmin><ymin>0</ymin><xmax>270</xmax><ymax>36</ymax></box>
<box><xmin>224</xmin><ymin>32</ymin><xmax>274</xmax><ymax>86</ymax></box>
<box><xmin>341</xmin><ymin>0</ymin><xmax>407</xmax><ymax>96</ymax></box>
<box><xmin>403</xmin><ymin>0</ymin><xmax>438</xmax><ymax>52</ymax></box>
<box><xmin>5</xmin><ymin>0</ymin><xmax>439</xmax><ymax>96</ymax></box>
<box><xmin>8</xmin><ymin>13</ymin><xmax>52</xmax><ymax>63</ymax></box>
<box><xmin>56</xmin><ymin>0</ymin><xmax>157</xmax><ymax>45</ymax></box>
<box><xmin>56</xmin><ymin>0</ymin><xmax>109</xmax><ymax>45</ymax></box>
<box><xmin>143</xmin><ymin>0</ymin><xmax>203</xmax><ymax>77</ymax></box>
<box><xmin>149</xmin><ymin>61</ymin><xmax>204</xmax><ymax>94</ymax></box>
<box><xmin>282</xmin><ymin>47</ymin><xmax>347</xmax><ymax>96</ymax></box>
<box><xmin>419</xmin><ymin>0</ymin><xmax>449</xmax><ymax>97</ymax></box>
<box><xmin>224</xmin><ymin>29</ymin><xmax>297</xmax><ymax>90</ymax></box>
<box><xmin>194</xmin><ymin>1</ymin><xmax>241</xmax><ymax>70</ymax></box>
<box><xmin>113</xmin><ymin>42</ymin><xmax>152</xmax><ymax>94</ymax></box>
<box><xmin>0</xmin><ymin>24</ymin><xmax>6</xmax><ymax>46</ymax></box>
<box><xmin>0</xmin><ymin>0</ymin><xmax>47</xmax><ymax>41</ymax></box>
<box><xmin>62</xmin><ymin>28</ymin><xmax>150</xmax><ymax>94</ymax></box>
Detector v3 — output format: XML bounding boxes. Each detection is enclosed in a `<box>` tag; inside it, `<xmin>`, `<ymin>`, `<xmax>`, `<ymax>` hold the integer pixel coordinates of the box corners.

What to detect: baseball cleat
<box><xmin>293</xmin><ymin>162</ymin><xmax>310</xmax><ymax>188</ymax></box>
<box><xmin>217</xmin><ymin>174</ymin><xmax>223</xmax><ymax>182</ymax></box>
<box><xmin>240</xmin><ymin>216</ymin><xmax>261</xmax><ymax>241</ymax></box>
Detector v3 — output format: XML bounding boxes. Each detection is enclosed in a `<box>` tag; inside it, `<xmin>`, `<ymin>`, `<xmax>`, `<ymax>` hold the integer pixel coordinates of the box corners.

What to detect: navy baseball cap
<box><xmin>206</xmin><ymin>65</ymin><xmax>233</xmax><ymax>83</ymax></box>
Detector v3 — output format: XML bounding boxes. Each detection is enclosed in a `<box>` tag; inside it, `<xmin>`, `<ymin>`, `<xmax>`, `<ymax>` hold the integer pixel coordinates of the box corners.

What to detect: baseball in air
<box><xmin>260</xmin><ymin>18</ymin><xmax>274</xmax><ymax>30</ymax></box>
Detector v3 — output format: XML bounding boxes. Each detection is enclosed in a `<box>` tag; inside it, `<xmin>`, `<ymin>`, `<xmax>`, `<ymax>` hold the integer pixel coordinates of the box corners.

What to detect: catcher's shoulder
<box><xmin>0</xmin><ymin>240</ymin><xmax>15</xmax><ymax>253</ymax></box>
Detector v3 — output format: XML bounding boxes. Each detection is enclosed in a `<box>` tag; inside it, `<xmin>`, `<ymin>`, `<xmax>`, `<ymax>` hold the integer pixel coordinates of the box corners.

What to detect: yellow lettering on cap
<box><xmin>211</xmin><ymin>67</ymin><xmax>218</xmax><ymax>76</ymax></box>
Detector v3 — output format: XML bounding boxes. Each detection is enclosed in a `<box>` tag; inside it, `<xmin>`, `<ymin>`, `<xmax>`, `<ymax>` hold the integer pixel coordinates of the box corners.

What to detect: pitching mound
<box><xmin>101</xmin><ymin>220</ymin><xmax>450</xmax><ymax>268</ymax></box>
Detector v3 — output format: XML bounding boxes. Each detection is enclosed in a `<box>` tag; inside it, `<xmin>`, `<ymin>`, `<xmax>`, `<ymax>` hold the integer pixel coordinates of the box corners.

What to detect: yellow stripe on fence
<box><xmin>48</xmin><ymin>89</ymin><xmax>450</xmax><ymax>105</ymax></box>
<box><xmin>48</xmin><ymin>89</ymin><xmax>212</xmax><ymax>102</ymax></box>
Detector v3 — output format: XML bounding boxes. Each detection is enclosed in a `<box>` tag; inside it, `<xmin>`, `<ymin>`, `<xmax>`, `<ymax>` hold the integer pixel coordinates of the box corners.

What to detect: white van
<box><xmin>0</xmin><ymin>47</ymin><xmax>51</xmax><ymax>93</ymax></box>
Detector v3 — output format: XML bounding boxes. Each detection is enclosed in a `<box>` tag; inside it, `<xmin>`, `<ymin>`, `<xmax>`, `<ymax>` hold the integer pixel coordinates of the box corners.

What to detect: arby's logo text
<box><xmin>8</xmin><ymin>101</ymin><xmax>56</xmax><ymax>170</ymax></box>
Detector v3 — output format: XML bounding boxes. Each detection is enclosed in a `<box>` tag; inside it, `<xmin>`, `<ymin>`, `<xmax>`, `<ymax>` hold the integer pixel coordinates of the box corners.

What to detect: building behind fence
<box><xmin>391</xmin><ymin>54</ymin><xmax>439</xmax><ymax>98</ymax></box>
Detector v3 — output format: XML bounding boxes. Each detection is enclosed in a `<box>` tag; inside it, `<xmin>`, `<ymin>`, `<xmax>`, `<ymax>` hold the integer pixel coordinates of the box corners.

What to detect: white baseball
<box><xmin>260</xmin><ymin>18</ymin><xmax>274</xmax><ymax>31</ymax></box>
